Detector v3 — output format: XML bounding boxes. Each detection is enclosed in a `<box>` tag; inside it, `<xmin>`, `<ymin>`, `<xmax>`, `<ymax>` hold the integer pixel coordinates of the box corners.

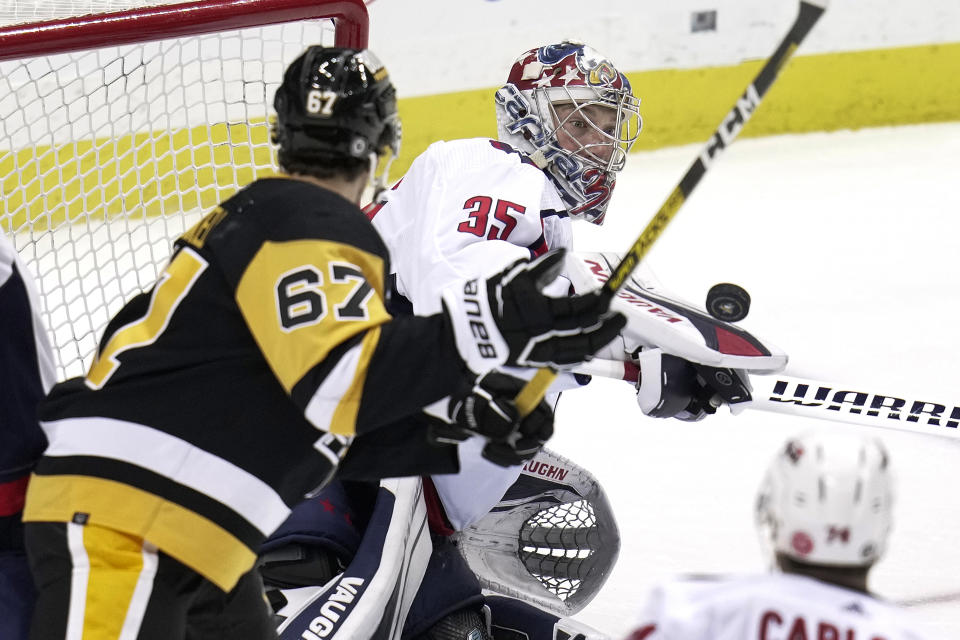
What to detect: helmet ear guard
<box><xmin>755</xmin><ymin>430</ymin><xmax>895</xmax><ymax>569</ymax></box>
<box><xmin>272</xmin><ymin>46</ymin><xmax>400</xmax><ymax>189</ymax></box>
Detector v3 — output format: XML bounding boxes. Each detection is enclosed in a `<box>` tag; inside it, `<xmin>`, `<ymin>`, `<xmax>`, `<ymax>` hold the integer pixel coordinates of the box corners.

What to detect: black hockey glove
<box><xmin>634</xmin><ymin>349</ymin><xmax>752</xmax><ymax>421</ymax></box>
<box><xmin>447</xmin><ymin>371</ymin><xmax>554</xmax><ymax>467</ymax></box>
<box><xmin>442</xmin><ymin>249</ymin><xmax>626</xmax><ymax>374</ymax></box>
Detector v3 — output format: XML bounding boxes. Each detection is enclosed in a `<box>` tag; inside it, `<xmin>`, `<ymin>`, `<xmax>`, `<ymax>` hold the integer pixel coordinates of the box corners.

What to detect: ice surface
<box><xmin>550</xmin><ymin>121</ymin><xmax>960</xmax><ymax>637</ymax></box>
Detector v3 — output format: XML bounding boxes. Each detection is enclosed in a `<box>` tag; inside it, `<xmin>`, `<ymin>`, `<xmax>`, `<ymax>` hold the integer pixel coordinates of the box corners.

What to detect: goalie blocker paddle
<box><xmin>514</xmin><ymin>0</ymin><xmax>829</xmax><ymax>416</ymax></box>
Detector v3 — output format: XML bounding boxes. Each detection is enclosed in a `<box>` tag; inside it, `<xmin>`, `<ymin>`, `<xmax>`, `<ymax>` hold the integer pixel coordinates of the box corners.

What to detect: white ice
<box><xmin>547</xmin><ymin>121</ymin><xmax>960</xmax><ymax>638</ymax></box>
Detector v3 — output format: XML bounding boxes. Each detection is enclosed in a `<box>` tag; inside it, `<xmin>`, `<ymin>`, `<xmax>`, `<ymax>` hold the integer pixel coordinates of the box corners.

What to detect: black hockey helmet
<box><xmin>273</xmin><ymin>46</ymin><xmax>400</xmax><ymax>172</ymax></box>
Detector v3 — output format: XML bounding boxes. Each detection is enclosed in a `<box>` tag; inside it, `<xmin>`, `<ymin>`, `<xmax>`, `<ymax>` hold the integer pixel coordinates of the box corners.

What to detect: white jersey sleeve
<box><xmin>632</xmin><ymin>573</ymin><xmax>936</xmax><ymax>640</ymax></box>
<box><xmin>368</xmin><ymin>138</ymin><xmax>579</xmax><ymax>531</ymax></box>
<box><xmin>370</xmin><ymin>138</ymin><xmax>573</xmax><ymax>316</ymax></box>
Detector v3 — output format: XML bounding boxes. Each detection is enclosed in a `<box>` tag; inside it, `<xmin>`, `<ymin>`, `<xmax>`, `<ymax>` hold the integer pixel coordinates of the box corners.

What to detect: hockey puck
<box><xmin>706</xmin><ymin>283</ymin><xmax>751</xmax><ymax>322</ymax></box>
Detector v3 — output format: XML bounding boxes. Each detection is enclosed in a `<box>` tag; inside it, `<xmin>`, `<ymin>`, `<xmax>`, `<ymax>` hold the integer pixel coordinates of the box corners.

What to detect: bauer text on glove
<box><xmin>441</xmin><ymin>249</ymin><xmax>626</xmax><ymax>373</ymax></box>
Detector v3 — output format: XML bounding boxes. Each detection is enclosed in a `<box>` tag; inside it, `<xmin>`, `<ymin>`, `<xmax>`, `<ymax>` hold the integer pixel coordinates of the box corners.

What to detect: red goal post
<box><xmin>0</xmin><ymin>0</ymin><xmax>369</xmax><ymax>62</ymax></box>
<box><xmin>0</xmin><ymin>0</ymin><xmax>369</xmax><ymax>380</ymax></box>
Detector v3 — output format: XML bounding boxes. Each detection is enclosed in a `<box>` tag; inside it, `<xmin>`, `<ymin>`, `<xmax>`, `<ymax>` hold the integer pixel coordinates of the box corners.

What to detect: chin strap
<box><xmin>529</xmin><ymin>149</ymin><xmax>550</xmax><ymax>169</ymax></box>
<box><xmin>369</xmin><ymin>150</ymin><xmax>396</xmax><ymax>201</ymax></box>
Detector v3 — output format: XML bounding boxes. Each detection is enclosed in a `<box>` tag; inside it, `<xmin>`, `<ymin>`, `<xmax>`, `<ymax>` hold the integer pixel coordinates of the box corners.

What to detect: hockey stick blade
<box><xmin>569</xmin><ymin>358</ymin><xmax>960</xmax><ymax>443</ymax></box>
<box><xmin>515</xmin><ymin>0</ymin><xmax>829</xmax><ymax>416</ymax></box>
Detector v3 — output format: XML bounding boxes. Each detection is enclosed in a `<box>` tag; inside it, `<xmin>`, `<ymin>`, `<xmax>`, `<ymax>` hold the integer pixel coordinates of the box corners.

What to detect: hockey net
<box><xmin>0</xmin><ymin>0</ymin><xmax>368</xmax><ymax>380</ymax></box>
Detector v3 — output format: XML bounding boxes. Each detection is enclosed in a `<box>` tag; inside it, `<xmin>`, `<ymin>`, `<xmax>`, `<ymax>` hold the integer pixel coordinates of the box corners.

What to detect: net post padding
<box><xmin>0</xmin><ymin>0</ymin><xmax>368</xmax><ymax>62</ymax></box>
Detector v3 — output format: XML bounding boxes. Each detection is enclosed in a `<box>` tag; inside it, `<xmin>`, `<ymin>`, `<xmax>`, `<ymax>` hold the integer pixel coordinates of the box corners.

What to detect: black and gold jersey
<box><xmin>25</xmin><ymin>177</ymin><xmax>467</xmax><ymax>591</ymax></box>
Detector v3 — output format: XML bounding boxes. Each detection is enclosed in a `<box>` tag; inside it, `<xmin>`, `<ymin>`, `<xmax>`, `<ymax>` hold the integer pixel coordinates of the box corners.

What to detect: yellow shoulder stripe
<box><xmin>236</xmin><ymin>239</ymin><xmax>390</xmax><ymax>393</ymax></box>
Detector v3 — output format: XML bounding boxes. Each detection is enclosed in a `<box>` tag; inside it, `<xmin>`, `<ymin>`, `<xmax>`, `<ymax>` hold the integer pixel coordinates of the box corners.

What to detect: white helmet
<box><xmin>755</xmin><ymin>430</ymin><xmax>894</xmax><ymax>567</ymax></box>
<box><xmin>494</xmin><ymin>41</ymin><xmax>642</xmax><ymax>225</ymax></box>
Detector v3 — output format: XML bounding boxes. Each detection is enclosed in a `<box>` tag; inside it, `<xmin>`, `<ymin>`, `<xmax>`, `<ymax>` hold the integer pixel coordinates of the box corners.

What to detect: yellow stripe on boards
<box><xmin>393</xmin><ymin>42</ymin><xmax>960</xmax><ymax>178</ymax></box>
<box><xmin>0</xmin><ymin>120</ymin><xmax>275</xmax><ymax>234</ymax></box>
<box><xmin>23</xmin><ymin>474</ymin><xmax>257</xmax><ymax>591</ymax></box>
<box><xmin>634</xmin><ymin>42</ymin><xmax>960</xmax><ymax>151</ymax></box>
<box><xmin>80</xmin><ymin>523</ymin><xmax>150</xmax><ymax>640</ymax></box>
<box><xmin>235</xmin><ymin>240</ymin><xmax>389</xmax><ymax>394</ymax></box>
<box><xmin>2</xmin><ymin>43</ymin><xmax>957</xmax><ymax>233</ymax></box>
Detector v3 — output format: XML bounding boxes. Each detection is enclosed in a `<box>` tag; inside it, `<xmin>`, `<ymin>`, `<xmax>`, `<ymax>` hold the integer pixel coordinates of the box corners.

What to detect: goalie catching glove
<box><xmin>442</xmin><ymin>249</ymin><xmax>626</xmax><ymax>374</ymax></box>
<box><xmin>432</xmin><ymin>372</ymin><xmax>554</xmax><ymax>467</ymax></box>
<box><xmin>634</xmin><ymin>348</ymin><xmax>752</xmax><ymax>421</ymax></box>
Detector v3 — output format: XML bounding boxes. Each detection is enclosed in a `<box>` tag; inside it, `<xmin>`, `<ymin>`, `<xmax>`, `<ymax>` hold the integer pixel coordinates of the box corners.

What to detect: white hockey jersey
<box><xmin>367</xmin><ymin>137</ymin><xmax>577</xmax><ymax>530</ymax></box>
<box><xmin>369</xmin><ymin>137</ymin><xmax>573</xmax><ymax>313</ymax></box>
<box><xmin>631</xmin><ymin>573</ymin><xmax>935</xmax><ymax>640</ymax></box>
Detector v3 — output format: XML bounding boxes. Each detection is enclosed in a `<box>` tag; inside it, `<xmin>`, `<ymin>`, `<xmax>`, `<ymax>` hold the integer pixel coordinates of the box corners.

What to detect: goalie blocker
<box><xmin>564</xmin><ymin>251</ymin><xmax>785</xmax><ymax>421</ymax></box>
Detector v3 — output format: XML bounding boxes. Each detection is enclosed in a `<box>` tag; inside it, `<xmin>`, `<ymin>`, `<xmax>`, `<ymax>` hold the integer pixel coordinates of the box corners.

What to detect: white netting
<box><xmin>0</xmin><ymin>1</ymin><xmax>185</xmax><ymax>25</ymax></box>
<box><xmin>0</xmin><ymin>6</ymin><xmax>337</xmax><ymax>379</ymax></box>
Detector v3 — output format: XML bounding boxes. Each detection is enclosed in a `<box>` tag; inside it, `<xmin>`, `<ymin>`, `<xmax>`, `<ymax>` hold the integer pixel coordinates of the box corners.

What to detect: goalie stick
<box><xmin>515</xmin><ymin>0</ymin><xmax>830</xmax><ymax>416</ymax></box>
<box><xmin>568</xmin><ymin>357</ymin><xmax>960</xmax><ymax>442</ymax></box>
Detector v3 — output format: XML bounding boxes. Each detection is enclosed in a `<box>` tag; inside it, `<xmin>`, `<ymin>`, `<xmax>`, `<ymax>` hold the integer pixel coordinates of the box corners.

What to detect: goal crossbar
<box><xmin>1</xmin><ymin>0</ymin><xmax>369</xmax><ymax>380</ymax></box>
<box><xmin>0</xmin><ymin>0</ymin><xmax>368</xmax><ymax>63</ymax></box>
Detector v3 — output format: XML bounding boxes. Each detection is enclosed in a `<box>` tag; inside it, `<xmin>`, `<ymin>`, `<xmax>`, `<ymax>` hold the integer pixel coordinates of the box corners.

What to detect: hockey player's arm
<box><xmin>232</xmin><ymin>237</ymin><xmax>469</xmax><ymax>438</ymax></box>
<box><xmin>235</xmin><ymin>240</ymin><xmax>622</xmax><ymax>439</ymax></box>
<box><xmin>0</xmin><ymin>239</ymin><xmax>55</xmax><ymax>481</ymax></box>
<box><xmin>356</xmin><ymin>250</ymin><xmax>624</xmax><ymax>435</ymax></box>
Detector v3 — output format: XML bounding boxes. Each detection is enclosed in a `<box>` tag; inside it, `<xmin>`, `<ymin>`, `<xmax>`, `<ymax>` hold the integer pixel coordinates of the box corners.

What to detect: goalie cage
<box><xmin>454</xmin><ymin>448</ymin><xmax>620</xmax><ymax>617</ymax></box>
<box><xmin>0</xmin><ymin>0</ymin><xmax>368</xmax><ymax>380</ymax></box>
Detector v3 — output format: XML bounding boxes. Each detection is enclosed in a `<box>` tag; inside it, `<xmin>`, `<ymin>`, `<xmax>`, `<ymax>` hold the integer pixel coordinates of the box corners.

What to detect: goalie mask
<box><xmin>755</xmin><ymin>431</ymin><xmax>894</xmax><ymax>568</ymax></box>
<box><xmin>494</xmin><ymin>41</ymin><xmax>642</xmax><ymax>225</ymax></box>
<box><xmin>273</xmin><ymin>46</ymin><xmax>401</xmax><ymax>192</ymax></box>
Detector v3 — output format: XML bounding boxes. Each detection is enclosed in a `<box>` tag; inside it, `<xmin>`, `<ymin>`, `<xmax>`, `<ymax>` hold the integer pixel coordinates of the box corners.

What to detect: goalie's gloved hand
<box><xmin>448</xmin><ymin>371</ymin><xmax>554</xmax><ymax>467</ymax></box>
<box><xmin>634</xmin><ymin>349</ymin><xmax>720</xmax><ymax>421</ymax></box>
<box><xmin>441</xmin><ymin>249</ymin><xmax>626</xmax><ymax>374</ymax></box>
<box><xmin>634</xmin><ymin>349</ymin><xmax>754</xmax><ymax>421</ymax></box>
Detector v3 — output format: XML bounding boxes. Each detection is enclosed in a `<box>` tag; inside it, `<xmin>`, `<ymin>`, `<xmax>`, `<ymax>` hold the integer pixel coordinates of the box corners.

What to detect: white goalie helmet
<box><xmin>756</xmin><ymin>430</ymin><xmax>895</xmax><ymax>568</ymax></box>
<box><xmin>494</xmin><ymin>41</ymin><xmax>642</xmax><ymax>225</ymax></box>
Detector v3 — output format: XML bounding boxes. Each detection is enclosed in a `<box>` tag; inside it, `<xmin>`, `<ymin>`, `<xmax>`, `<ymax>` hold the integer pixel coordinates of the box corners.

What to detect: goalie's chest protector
<box><xmin>370</xmin><ymin>138</ymin><xmax>573</xmax><ymax>315</ymax></box>
<box><xmin>26</xmin><ymin>178</ymin><xmax>395</xmax><ymax>592</ymax></box>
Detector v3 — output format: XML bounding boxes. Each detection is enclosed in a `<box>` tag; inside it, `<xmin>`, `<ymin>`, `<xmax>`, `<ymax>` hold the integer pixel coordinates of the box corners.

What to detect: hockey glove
<box><xmin>634</xmin><ymin>349</ymin><xmax>753</xmax><ymax>421</ymax></box>
<box><xmin>634</xmin><ymin>349</ymin><xmax>720</xmax><ymax>421</ymax></box>
<box><xmin>449</xmin><ymin>371</ymin><xmax>554</xmax><ymax>467</ymax></box>
<box><xmin>442</xmin><ymin>249</ymin><xmax>626</xmax><ymax>374</ymax></box>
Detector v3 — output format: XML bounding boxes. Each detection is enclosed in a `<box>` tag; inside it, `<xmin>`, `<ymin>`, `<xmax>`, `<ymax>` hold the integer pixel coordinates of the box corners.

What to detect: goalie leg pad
<box><xmin>273</xmin><ymin>478</ymin><xmax>431</xmax><ymax>640</ymax></box>
<box><xmin>403</xmin><ymin>537</ymin><xmax>487</xmax><ymax>639</ymax></box>
<box><xmin>259</xmin><ymin>481</ymin><xmax>367</xmax><ymax>589</ymax></box>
